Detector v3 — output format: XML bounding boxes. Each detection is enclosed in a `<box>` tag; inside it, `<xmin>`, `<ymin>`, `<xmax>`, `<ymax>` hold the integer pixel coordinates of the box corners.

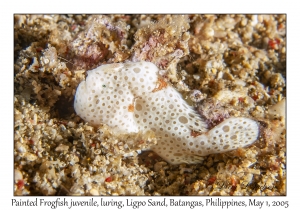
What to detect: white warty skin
<box><xmin>74</xmin><ymin>61</ymin><xmax>259</xmax><ymax>164</ymax></box>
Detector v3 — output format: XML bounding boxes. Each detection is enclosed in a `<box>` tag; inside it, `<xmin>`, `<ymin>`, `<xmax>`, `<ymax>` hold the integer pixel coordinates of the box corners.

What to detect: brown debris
<box><xmin>152</xmin><ymin>77</ymin><xmax>168</xmax><ymax>92</ymax></box>
<box><xmin>128</xmin><ymin>104</ymin><xmax>134</xmax><ymax>112</ymax></box>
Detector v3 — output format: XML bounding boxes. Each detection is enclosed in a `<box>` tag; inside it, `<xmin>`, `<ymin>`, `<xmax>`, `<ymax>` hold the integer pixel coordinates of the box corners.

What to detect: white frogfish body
<box><xmin>74</xmin><ymin>61</ymin><xmax>259</xmax><ymax>164</ymax></box>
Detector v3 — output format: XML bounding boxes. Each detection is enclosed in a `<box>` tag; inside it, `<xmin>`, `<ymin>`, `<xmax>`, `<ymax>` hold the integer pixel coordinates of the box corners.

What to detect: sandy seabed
<box><xmin>14</xmin><ymin>14</ymin><xmax>286</xmax><ymax>196</ymax></box>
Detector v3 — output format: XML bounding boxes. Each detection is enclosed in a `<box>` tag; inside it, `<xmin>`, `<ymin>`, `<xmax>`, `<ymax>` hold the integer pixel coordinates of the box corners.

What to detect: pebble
<box><xmin>14</xmin><ymin>169</ymin><xmax>23</xmax><ymax>181</ymax></box>
<box><xmin>90</xmin><ymin>188</ymin><xmax>99</xmax><ymax>195</ymax></box>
